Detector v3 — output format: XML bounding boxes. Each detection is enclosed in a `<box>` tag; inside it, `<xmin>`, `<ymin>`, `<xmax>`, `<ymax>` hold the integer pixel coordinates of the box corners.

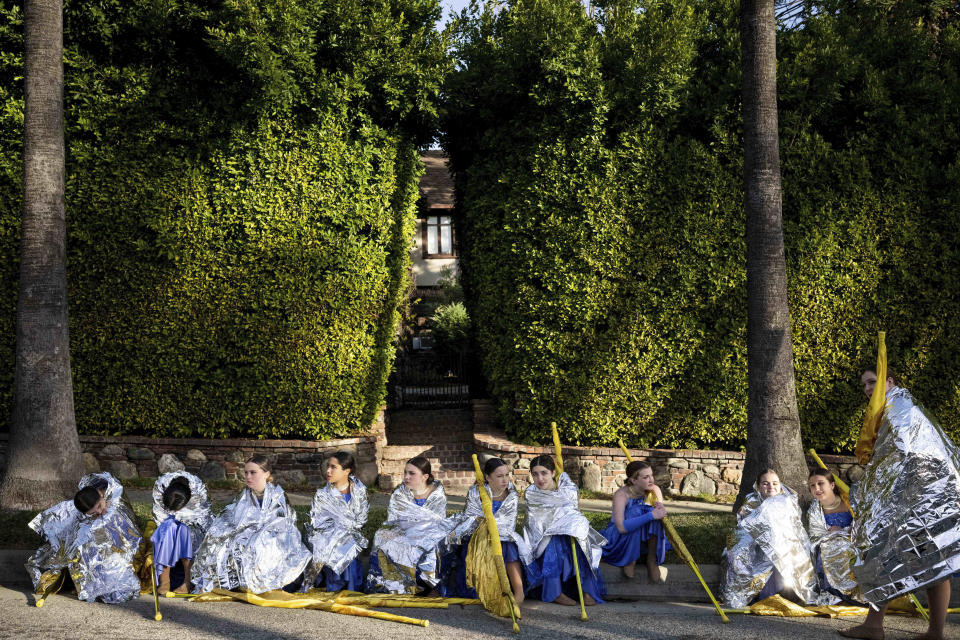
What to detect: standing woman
<box><xmin>600</xmin><ymin>461</ymin><xmax>671</xmax><ymax>583</ymax></box>
<box><xmin>303</xmin><ymin>451</ymin><xmax>369</xmax><ymax>592</ymax></box>
<box><xmin>192</xmin><ymin>454</ymin><xmax>310</xmax><ymax>593</ymax></box>
<box><xmin>840</xmin><ymin>363</ymin><xmax>960</xmax><ymax>640</ymax></box>
<box><xmin>151</xmin><ymin>471</ymin><xmax>213</xmax><ymax>594</ymax></box>
<box><xmin>365</xmin><ymin>456</ymin><xmax>450</xmax><ymax>595</ymax></box>
<box><xmin>26</xmin><ymin>472</ymin><xmax>142</xmax><ymax>603</ymax></box>
<box><xmin>446</xmin><ymin>457</ymin><xmax>528</xmax><ymax>603</ymax></box>
<box><xmin>523</xmin><ymin>455</ymin><xmax>607</xmax><ymax>605</ymax></box>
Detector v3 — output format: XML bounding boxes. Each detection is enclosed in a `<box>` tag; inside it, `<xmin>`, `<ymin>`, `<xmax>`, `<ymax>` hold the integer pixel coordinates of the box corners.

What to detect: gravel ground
<box><xmin>2</xmin><ymin>585</ymin><xmax>954</xmax><ymax>640</ymax></box>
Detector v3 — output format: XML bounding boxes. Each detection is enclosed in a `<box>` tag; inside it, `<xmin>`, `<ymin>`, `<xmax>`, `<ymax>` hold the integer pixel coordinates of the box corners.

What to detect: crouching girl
<box><xmin>26</xmin><ymin>472</ymin><xmax>142</xmax><ymax>603</ymax></box>
<box><xmin>303</xmin><ymin>451</ymin><xmax>369</xmax><ymax>592</ymax></box>
<box><xmin>523</xmin><ymin>455</ymin><xmax>607</xmax><ymax>605</ymax></box>
<box><xmin>365</xmin><ymin>457</ymin><xmax>450</xmax><ymax>595</ymax></box>
<box><xmin>151</xmin><ymin>471</ymin><xmax>212</xmax><ymax>594</ymax></box>
<box><xmin>192</xmin><ymin>454</ymin><xmax>310</xmax><ymax>593</ymax></box>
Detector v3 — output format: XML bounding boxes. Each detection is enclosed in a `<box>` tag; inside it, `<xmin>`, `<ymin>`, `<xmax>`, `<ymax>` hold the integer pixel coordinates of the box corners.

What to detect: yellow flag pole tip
<box><xmin>35</xmin><ymin>599</ymin><xmax>44</xmax><ymax>608</ymax></box>
<box><xmin>165</xmin><ymin>591</ymin><xmax>175</xmax><ymax>598</ymax></box>
<box><xmin>154</xmin><ymin>613</ymin><xmax>162</xmax><ymax>621</ymax></box>
<box><xmin>580</xmin><ymin>613</ymin><xmax>588</xmax><ymax>621</ymax></box>
<box><xmin>421</xmin><ymin>620</ymin><xmax>429</xmax><ymax>628</ymax></box>
<box><xmin>512</xmin><ymin>622</ymin><xmax>520</xmax><ymax>634</ymax></box>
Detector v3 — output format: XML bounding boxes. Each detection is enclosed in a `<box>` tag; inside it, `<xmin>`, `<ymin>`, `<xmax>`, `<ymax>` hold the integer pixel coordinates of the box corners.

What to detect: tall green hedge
<box><xmin>442</xmin><ymin>0</ymin><xmax>960</xmax><ymax>451</ymax></box>
<box><xmin>0</xmin><ymin>0</ymin><xmax>447</xmax><ymax>438</ymax></box>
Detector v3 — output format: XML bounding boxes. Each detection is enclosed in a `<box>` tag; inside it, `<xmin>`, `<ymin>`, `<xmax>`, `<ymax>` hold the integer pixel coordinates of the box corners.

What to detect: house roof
<box><xmin>419</xmin><ymin>150</ymin><xmax>454</xmax><ymax>210</ymax></box>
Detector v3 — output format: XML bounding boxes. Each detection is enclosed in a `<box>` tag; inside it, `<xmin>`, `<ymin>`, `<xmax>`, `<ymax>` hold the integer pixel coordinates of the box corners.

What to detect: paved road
<box><xmin>2</xmin><ymin>586</ymin><xmax>953</xmax><ymax>640</ymax></box>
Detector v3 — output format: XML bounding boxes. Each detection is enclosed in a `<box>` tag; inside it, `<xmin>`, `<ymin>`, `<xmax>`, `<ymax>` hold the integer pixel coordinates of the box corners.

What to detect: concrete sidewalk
<box><xmin>2</xmin><ymin>584</ymin><xmax>956</xmax><ymax>640</ymax></box>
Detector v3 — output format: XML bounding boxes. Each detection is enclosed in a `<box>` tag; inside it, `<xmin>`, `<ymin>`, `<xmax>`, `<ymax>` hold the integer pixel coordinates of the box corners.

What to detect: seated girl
<box><xmin>600</xmin><ymin>461</ymin><xmax>671</xmax><ymax>583</ymax></box>
<box><xmin>720</xmin><ymin>468</ymin><xmax>822</xmax><ymax>608</ymax></box>
<box><xmin>151</xmin><ymin>471</ymin><xmax>213</xmax><ymax>594</ymax></box>
<box><xmin>807</xmin><ymin>469</ymin><xmax>862</xmax><ymax>604</ymax></box>
<box><xmin>523</xmin><ymin>455</ymin><xmax>607</xmax><ymax>605</ymax></box>
<box><xmin>26</xmin><ymin>472</ymin><xmax>142</xmax><ymax>603</ymax></box>
<box><xmin>303</xmin><ymin>451</ymin><xmax>369</xmax><ymax>592</ymax></box>
<box><xmin>365</xmin><ymin>456</ymin><xmax>451</xmax><ymax>595</ymax></box>
<box><xmin>192</xmin><ymin>454</ymin><xmax>310</xmax><ymax>593</ymax></box>
<box><xmin>446</xmin><ymin>457</ymin><xmax>528</xmax><ymax>603</ymax></box>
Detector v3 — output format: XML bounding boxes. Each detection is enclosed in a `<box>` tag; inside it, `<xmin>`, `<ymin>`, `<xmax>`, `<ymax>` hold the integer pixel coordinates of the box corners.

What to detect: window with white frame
<box><xmin>422</xmin><ymin>214</ymin><xmax>455</xmax><ymax>258</ymax></box>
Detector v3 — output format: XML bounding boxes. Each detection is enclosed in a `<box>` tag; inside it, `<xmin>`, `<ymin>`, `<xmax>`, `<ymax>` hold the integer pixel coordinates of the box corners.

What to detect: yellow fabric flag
<box><xmin>855</xmin><ymin>331</ymin><xmax>887</xmax><ymax>464</ymax></box>
<box><xmin>465</xmin><ymin>523</ymin><xmax>515</xmax><ymax>618</ymax></box>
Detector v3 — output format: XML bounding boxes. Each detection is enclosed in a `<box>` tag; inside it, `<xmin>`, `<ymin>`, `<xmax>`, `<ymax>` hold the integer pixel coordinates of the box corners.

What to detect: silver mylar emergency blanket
<box><xmin>807</xmin><ymin>499</ymin><xmax>862</xmax><ymax>603</ymax></box>
<box><xmin>25</xmin><ymin>472</ymin><xmax>142</xmax><ymax>603</ymax></box>
<box><xmin>192</xmin><ymin>482</ymin><xmax>310</xmax><ymax>594</ymax></box>
<box><xmin>303</xmin><ymin>475</ymin><xmax>369</xmax><ymax>588</ymax></box>
<box><xmin>366</xmin><ymin>482</ymin><xmax>450</xmax><ymax>594</ymax></box>
<box><xmin>447</xmin><ymin>482</ymin><xmax>530</xmax><ymax>562</ymax></box>
<box><xmin>152</xmin><ymin>471</ymin><xmax>213</xmax><ymax>550</ymax></box>
<box><xmin>721</xmin><ymin>485</ymin><xmax>821</xmax><ymax>608</ymax></box>
<box><xmin>851</xmin><ymin>386</ymin><xmax>960</xmax><ymax>604</ymax></box>
<box><xmin>523</xmin><ymin>472</ymin><xmax>606</xmax><ymax>572</ymax></box>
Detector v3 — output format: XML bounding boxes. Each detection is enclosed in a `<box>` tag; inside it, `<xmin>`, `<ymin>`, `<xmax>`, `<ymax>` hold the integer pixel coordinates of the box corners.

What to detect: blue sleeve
<box><xmin>623</xmin><ymin>512</ymin><xmax>655</xmax><ymax>533</ymax></box>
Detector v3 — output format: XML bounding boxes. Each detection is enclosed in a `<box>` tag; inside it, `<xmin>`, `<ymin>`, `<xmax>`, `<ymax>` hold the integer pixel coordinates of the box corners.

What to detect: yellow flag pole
<box><xmin>471</xmin><ymin>454</ymin><xmax>521</xmax><ymax>633</ymax></box>
<box><xmin>618</xmin><ymin>439</ymin><xmax>729</xmax><ymax>623</ymax></box>
<box><xmin>148</xmin><ymin>553</ymin><xmax>162</xmax><ymax>621</ymax></box>
<box><xmin>808</xmin><ymin>447</ymin><xmax>929</xmax><ymax>621</ymax></box>
<box><xmin>551</xmin><ymin>423</ymin><xmax>589</xmax><ymax>621</ymax></box>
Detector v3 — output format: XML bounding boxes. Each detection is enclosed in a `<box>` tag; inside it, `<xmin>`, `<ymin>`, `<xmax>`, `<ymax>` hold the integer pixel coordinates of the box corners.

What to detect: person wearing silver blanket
<box><xmin>840</xmin><ymin>368</ymin><xmax>959</xmax><ymax>640</ymax></box>
<box><xmin>365</xmin><ymin>456</ymin><xmax>451</xmax><ymax>595</ymax></box>
<box><xmin>720</xmin><ymin>469</ymin><xmax>821</xmax><ymax>608</ymax></box>
<box><xmin>445</xmin><ymin>457</ymin><xmax>529</xmax><ymax>602</ymax></box>
<box><xmin>523</xmin><ymin>454</ymin><xmax>607</xmax><ymax>605</ymax></box>
<box><xmin>303</xmin><ymin>451</ymin><xmax>369</xmax><ymax>592</ymax></box>
<box><xmin>26</xmin><ymin>472</ymin><xmax>142</xmax><ymax>603</ymax></box>
<box><xmin>807</xmin><ymin>469</ymin><xmax>862</xmax><ymax>605</ymax></box>
<box><xmin>191</xmin><ymin>454</ymin><xmax>310</xmax><ymax>594</ymax></box>
<box><xmin>151</xmin><ymin>471</ymin><xmax>213</xmax><ymax>594</ymax></box>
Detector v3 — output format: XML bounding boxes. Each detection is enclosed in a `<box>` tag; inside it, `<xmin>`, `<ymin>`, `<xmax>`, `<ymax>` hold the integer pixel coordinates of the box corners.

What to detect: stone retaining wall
<box><xmin>474</xmin><ymin>431</ymin><xmax>862</xmax><ymax>496</ymax></box>
<box><xmin>0</xmin><ymin>412</ymin><xmax>385</xmax><ymax>489</ymax></box>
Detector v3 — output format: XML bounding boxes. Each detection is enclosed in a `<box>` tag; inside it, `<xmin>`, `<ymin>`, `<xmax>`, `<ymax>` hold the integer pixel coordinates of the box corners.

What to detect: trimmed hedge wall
<box><xmin>442</xmin><ymin>0</ymin><xmax>960</xmax><ymax>451</ymax></box>
<box><xmin>0</xmin><ymin>0</ymin><xmax>446</xmax><ymax>438</ymax></box>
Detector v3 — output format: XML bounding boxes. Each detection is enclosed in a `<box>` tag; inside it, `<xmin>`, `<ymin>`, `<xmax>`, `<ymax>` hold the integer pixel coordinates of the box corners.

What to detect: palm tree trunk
<box><xmin>736</xmin><ymin>0</ymin><xmax>808</xmax><ymax>509</ymax></box>
<box><xmin>0</xmin><ymin>0</ymin><xmax>82</xmax><ymax>510</ymax></box>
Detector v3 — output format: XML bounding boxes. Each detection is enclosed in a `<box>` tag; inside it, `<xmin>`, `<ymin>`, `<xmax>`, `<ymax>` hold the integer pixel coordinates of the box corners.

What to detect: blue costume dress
<box><xmin>601</xmin><ymin>494</ymin><xmax>671</xmax><ymax>567</ymax></box>
<box><xmin>523</xmin><ymin>472</ymin><xmax>607</xmax><ymax>603</ymax></box>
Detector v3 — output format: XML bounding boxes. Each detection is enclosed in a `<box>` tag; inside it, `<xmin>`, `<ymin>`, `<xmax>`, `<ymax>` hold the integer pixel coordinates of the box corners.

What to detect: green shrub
<box><xmin>442</xmin><ymin>0</ymin><xmax>960</xmax><ymax>451</ymax></box>
<box><xmin>0</xmin><ymin>0</ymin><xmax>448</xmax><ymax>439</ymax></box>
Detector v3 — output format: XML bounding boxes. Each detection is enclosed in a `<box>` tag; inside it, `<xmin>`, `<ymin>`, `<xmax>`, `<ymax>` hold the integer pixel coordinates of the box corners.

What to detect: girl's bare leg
<box><xmin>506</xmin><ymin>560</ymin><xmax>525</xmax><ymax>605</ymax></box>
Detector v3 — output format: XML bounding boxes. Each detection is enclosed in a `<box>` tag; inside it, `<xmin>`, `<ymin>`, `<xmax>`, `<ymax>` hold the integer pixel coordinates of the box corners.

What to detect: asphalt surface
<box><xmin>2</xmin><ymin>586</ymin><xmax>955</xmax><ymax>640</ymax></box>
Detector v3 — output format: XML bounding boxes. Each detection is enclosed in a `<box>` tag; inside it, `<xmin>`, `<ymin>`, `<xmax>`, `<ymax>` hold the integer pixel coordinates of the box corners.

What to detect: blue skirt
<box><xmin>315</xmin><ymin>557</ymin><xmax>364</xmax><ymax>592</ymax></box>
<box><xmin>526</xmin><ymin>536</ymin><xmax>606</xmax><ymax>603</ymax></box>
<box><xmin>601</xmin><ymin>500</ymin><xmax>671</xmax><ymax>566</ymax></box>
<box><xmin>447</xmin><ymin>536</ymin><xmax>521</xmax><ymax>598</ymax></box>
<box><xmin>151</xmin><ymin>517</ymin><xmax>193</xmax><ymax>580</ymax></box>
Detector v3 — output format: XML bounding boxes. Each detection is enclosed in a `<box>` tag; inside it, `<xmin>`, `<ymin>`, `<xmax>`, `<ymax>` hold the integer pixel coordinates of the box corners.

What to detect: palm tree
<box><xmin>0</xmin><ymin>0</ymin><xmax>83</xmax><ymax>510</ymax></box>
<box><xmin>736</xmin><ymin>0</ymin><xmax>809</xmax><ymax>509</ymax></box>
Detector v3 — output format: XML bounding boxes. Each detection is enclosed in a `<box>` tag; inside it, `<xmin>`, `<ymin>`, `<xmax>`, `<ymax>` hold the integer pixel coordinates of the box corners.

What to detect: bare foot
<box><xmin>583</xmin><ymin>594</ymin><xmax>596</xmax><ymax>606</ymax></box>
<box><xmin>621</xmin><ymin>562</ymin><xmax>635</xmax><ymax>579</ymax></box>
<box><xmin>173</xmin><ymin>582</ymin><xmax>190</xmax><ymax>594</ymax></box>
<box><xmin>838</xmin><ymin>625</ymin><xmax>884</xmax><ymax>640</ymax></box>
<box><xmin>647</xmin><ymin>563</ymin><xmax>667</xmax><ymax>584</ymax></box>
<box><xmin>553</xmin><ymin>594</ymin><xmax>577</xmax><ymax>606</ymax></box>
